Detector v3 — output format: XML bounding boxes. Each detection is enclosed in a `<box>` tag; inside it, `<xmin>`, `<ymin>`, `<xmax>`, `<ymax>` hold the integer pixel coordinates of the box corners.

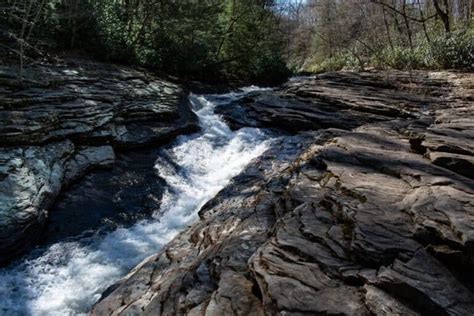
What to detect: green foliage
<box><xmin>251</xmin><ymin>53</ymin><xmax>292</xmax><ymax>85</ymax></box>
<box><xmin>3</xmin><ymin>0</ymin><xmax>289</xmax><ymax>85</ymax></box>
<box><xmin>373</xmin><ymin>30</ymin><xmax>474</xmax><ymax>70</ymax></box>
<box><xmin>82</xmin><ymin>0</ymin><xmax>289</xmax><ymax>84</ymax></box>
<box><xmin>304</xmin><ymin>28</ymin><xmax>474</xmax><ymax>73</ymax></box>
<box><xmin>430</xmin><ymin>30</ymin><xmax>474</xmax><ymax>69</ymax></box>
<box><xmin>305</xmin><ymin>53</ymin><xmax>360</xmax><ymax>73</ymax></box>
<box><xmin>291</xmin><ymin>1</ymin><xmax>473</xmax><ymax>74</ymax></box>
<box><xmin>376</xmin><ymin>45</ymin><xmax>430</xmax><ymax>70</ymax></box>
<box><xmin>93</xmin><ymin>2</ymin><xmax>133</xmax><ymax>62</ymax></box>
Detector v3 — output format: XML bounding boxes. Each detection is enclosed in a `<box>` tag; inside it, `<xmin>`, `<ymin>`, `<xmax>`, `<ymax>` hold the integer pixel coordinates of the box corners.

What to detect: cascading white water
<box><xmin>0</xmin><ymin>88</ymin><xmax>272</xmax><ymax>316</ymax></box>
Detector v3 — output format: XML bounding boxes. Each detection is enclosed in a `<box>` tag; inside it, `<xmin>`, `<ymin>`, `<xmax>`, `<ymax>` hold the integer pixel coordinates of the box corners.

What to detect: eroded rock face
<box><xmin>0</xmin><ymin>60</ymin><xmax>198</xmax><ymax>147</ymax></box>
<box><xmin>423</xmin><ymin>105</ymin><xmax>474</xmax><ymax>178</ymax></box>
<box><xmin>215</xmin><ymin>71</ymin><xmax>444</xmax><ymax>132</ymax></box>
<box><xmin>251</xmin><ymin>121</ymin><xmax>473</xmax><ymax>315</ymax></box>
<box><xmin>0</xmin><ymin>60</ymin><xmax>199</xmax><ymax>264</ymax></box>
<box><xmin>92</xmin><ymin>70</ymin><xmax>473</xmax><ymax>315</ymax></box>
<box><xmin>0</xmin><ymin>142</ymin><xmax>115</xmax><ymax>262</ymax></box>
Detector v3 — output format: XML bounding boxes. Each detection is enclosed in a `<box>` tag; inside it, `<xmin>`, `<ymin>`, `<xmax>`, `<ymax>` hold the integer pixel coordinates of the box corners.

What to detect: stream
<box><xmin>0</xmin><ymin>87</ymin><xmax>273</xmax><ymax>315</ymax></box>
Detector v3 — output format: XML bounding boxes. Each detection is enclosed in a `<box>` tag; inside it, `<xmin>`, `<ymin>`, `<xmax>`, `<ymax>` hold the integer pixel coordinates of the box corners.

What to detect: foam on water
<box><xmin>0</xmin><ymin>89</ymin><xmax>272</xmax><ymax>316</ymax></box>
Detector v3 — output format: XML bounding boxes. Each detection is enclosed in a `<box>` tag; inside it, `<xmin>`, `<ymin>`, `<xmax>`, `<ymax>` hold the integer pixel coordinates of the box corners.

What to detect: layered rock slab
<box><xmin>93</xmin><ymin>71</ymin><xmax>474</xmax><ymax>315</ymax></box>
<box><xmin>94</xmin><ymin>122</ymin><xmax>474</xmax><ymax>315</ymax></box>
<box><xmin>215</xmin><ymin>71</ymin><xmax>444</xmax><ymax>132</ymax></box>
<box><xmin>251</xmin><ymin>121</ymin><xmax>473</xmax><ymax>315</ymax></box>
<box><xmin>0</xmin><ymin>60</ymin><xmax>198</xmax><ymax>147</ymax></box>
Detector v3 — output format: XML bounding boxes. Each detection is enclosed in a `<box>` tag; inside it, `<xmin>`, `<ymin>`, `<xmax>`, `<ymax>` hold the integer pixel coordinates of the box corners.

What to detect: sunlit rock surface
<box><xmin>93</xmin><ymin>71</ymin><xmax>474</xmax><ymax>315</ymax></box>
<box><xmin>0</xmin><ymin>60</ymin><xmax>198</xmax><ymax>264</ymax></box>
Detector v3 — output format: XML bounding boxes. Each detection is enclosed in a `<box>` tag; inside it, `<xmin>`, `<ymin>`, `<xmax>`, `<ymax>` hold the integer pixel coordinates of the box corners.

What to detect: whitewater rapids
<box><xmin>0</xmin><ymin>87</ymin><xmax>272</xmax><ymax>315</ymax></box>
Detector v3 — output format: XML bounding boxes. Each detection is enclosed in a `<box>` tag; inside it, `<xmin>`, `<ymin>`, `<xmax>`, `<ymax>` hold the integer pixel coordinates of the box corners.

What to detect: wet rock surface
<box><xmin>0</xmin><ymin>142</ymin><xmax>115</xmax><ymax>263</ymax></box>
<box><xmin>93</xmin><ymin>70</ymin><xmax>474</xmax><ymax>315</ymax></box>
<box><xmin>41</xmin><ymin>148</ymin><xmax>166</xmax><ymax>247</ymax></box>
<box><xmin>0</xmin><ymin>60</ymin><xmax>198</xmax><ymax>264</ymax></box>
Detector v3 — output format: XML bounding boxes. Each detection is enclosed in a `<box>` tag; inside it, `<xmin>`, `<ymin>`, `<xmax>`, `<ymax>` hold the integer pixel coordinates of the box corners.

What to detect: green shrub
<box><xmin>251</xmin><ymin>53</ymin><xmax>292</xmax><ymax>85</ymax></box>
<box><xmin>306</xmin><ymin>53</ymin><xmax>360</xmax><ymax>73</ymax></box>
<box><xmin>430</xmin><ymin>30</ymin><xmax>474</xmax><ymax>69</ymax></box>
<box><xmin>378</xmin><ymin>45</ymin><xmax>431</xmax><ymax>69</ymax></box>
<box><xmin>305</xmin><ymin>27</ymin><xmax>473</xmax><ymax>72</ymax></box>
<box><xmin>373</xmin><ymin>29</ymin><xmax>473</xmax><ymax>70</ymax></box>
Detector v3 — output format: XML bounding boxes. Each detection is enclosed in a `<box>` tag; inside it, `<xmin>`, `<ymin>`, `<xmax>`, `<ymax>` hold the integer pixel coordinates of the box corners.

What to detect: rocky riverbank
<box><xmin>0</xmin><ymin>60</ymin><xmax>199</xmax><ymax>264</ymax></box>
<box><xmin>92</xmin><ymin>70</ymin><xmax>474</xmax><ymax>315</ymax></box>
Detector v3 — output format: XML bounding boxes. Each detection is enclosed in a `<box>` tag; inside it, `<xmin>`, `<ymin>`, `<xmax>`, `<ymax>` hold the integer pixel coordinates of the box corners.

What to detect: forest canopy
<box><xmin>1</xmin><ymin>0</ymin><xmax>290</xmax><ymax>84</ymax></box>
<box><xmin>1</xmin><ymin>0</ymin><xmax>473</xmax><ymax>85</ymax></box>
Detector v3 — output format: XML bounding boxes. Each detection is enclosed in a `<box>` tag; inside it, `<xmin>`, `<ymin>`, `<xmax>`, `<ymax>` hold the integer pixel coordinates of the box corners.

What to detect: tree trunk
<box><xmin>19</xmin><ymin>0</ymin><xmax>34</xmax><ymax>85</ymax></box>
<box><xmin>433</xmin><ymin>0</ymin><xmax>450</xmax><ymax>33</ymax></box>
<box><xmin>418</xmin><ymin>0</ymin><xmax>431</xmax><ymax>43</ymax></box>
<box><xmin>402</xmin><ymin>2</ymin><xmax>414</xmax><ymax>50</ymax></box>
<box><xmin>382</xmin><ymin>6</ymin><xmax>394</xmax><ymax>50</ymax></box>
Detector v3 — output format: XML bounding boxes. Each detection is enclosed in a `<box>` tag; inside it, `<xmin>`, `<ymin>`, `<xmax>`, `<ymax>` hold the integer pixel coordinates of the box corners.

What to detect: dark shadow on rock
<box><xmin>40</xmin><ymin>147</ymin><xmax>166</xmax><ymax>247</ymax></box>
